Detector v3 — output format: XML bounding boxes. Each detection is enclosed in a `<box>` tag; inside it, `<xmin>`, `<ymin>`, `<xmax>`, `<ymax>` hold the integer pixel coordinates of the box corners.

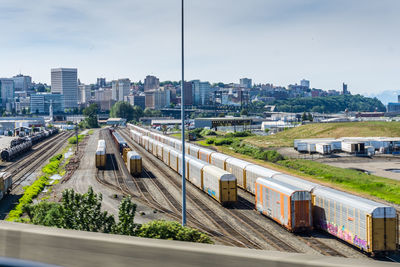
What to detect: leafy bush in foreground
<box><xmin>136</xmin><ymin>220</ymin><xmax>213</xmax><ymax>244</ymax></box>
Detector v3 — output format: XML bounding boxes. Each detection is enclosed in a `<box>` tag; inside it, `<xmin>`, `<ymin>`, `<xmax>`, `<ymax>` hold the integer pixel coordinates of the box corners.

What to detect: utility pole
<box><xmin>181</xmin><ymin>0</ymin><xmax>186</xmax><ymax>226</ymax></box>
<box><xmin>75</xmin><ymin>123</ymin><xmax>79</xmax><ymax>154</ymax></box>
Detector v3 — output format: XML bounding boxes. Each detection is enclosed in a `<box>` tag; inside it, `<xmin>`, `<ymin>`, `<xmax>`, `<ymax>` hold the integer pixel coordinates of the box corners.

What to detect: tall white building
<box><xmin>13</xmin><ymin>75</ymin><xmax>32</xmax><ymax>91</ymax></box>
<box><xmin>192</xmin><ymin>80</ymin><xmax>211</xmax><ymax>106</ymax></box>
<box><xmin>240</xmin><ymin>78</ymin><xmax>252</xmax><ymax>89</ymax></box>
<box><xmin>300</xmin><ymin>79</ymin><xmax>310</xmax><ymax>89</ymax></box>
<box><xmin>0</xmin><ymin>79</ymin><xmax>15</xmax><ymax>110</ymax></box>
<box><xmin>78</xmin><ymin>85</ymin><xmax>91</xmax><ymax>104</ymax></box>
<box><xmin>112</xmin><ymin>78</ymin><xmax>130</xmax><ymax>102</ymax></box>
<box><xmin>51</xmin><ymin>68</ymin><xmax>78</xmax><ymax>109</ymax></box>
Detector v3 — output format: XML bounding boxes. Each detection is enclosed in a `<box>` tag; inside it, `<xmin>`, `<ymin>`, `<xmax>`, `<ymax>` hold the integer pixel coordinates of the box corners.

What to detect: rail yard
<box><xmin>1</xmin><ymin>126</ymin><xmax>399</xmax><ymax>264</ymax></box>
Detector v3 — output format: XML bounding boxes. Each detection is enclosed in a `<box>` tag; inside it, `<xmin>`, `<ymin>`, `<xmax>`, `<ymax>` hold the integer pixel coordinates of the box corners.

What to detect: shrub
<box><xmin>68</xmin><ymin>134</ymin><xmax>85</xmax><ymax>144</ymax></box>
<box><xmin>214</xmin><ymin>138</ymin><xmax>233</xmax><ymax>146</ymax></box>
<box><xmin>136</xmin><ymin>220</ymin><xmax>213</xmax><ymax>244</ymax></box>
<box><xmin>225</xmin><ymin>130</ymin><xmax>253</xmax><ymax>138</ymax></box>
<box><xmin>206</xmin><ymin>138</ymin><xmax>215</xmax><ymax>145</ymax></box>
<box><xmin>49</xmin><ymin>154</ymin><xmax>63</xmax><ymax>162</ymax></box>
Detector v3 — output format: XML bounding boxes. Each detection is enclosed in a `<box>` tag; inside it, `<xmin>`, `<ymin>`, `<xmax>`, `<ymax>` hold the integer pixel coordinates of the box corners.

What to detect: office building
<box><xmin>30</xmin><ymin>93</ymin><xmax>64</xmax><ymax>114</ymax></box>
<box><xmin>95</xmin><ymin>88</ymin><xmax>112</xmax><ymax>102</ymax></box>
<box><xmin>112</xmin><ymin>78</ymin><xmax>130</xmax><ymax>102</ymax></box>
<box><xmin>183</xmin><ymin>82</ymin><xmax>193</xmax><ymax>106</ymax></box>
<box><xmin>240</xmin><ymin>78</ymin><xmax>252</xmax><ymax>89</ymax></box>
<box><xmin>78</xmin><ymin>85</ymin><xmax>91</xmax><ymax>104</ymax></box>
<box><xmin>300</xmin><ymin>79</ymin><xmax>310</xmax><ymax>89</ymax></box>
<box><xmin>51</xmin><ymin>68</ymin><xmax>78</xmax><ymax>109</ymax></box>
<box><xmin>144</xmin><ymin>75</ymin><xmax>160</xmax><ymax>91</ymax></box>
<box><xmin>132</xmin><ymin>95</ymin><xmax>146</xmax><ymax>110</ymax></box>
<box><xmin>145</xmin><ymin>89</ymin><xmax>170</xmax><ymax>109</ymax></box>
<box><xmin>192</xmin><ymin>80</ymin><xmax>211</xmax><ymax>106</ymax></box>
<box><xmin>97</xmin><ymin>78</ymin><xmax>106</xmax><ymax>88</ymax></box>
<box><xmin>14</xmin><ymin>97</ymin><xmax>30</xmax><ymax>114</ymax></box>
<box><xmin>13</xmin><ymin>74</ymin><xmax>32</xmax><ymax>91</ymax></box>
<box><xmin>398</xmin><ymin>95</ymin><xmax>400</xmax><ymax>103</ymax></box>
<box><xmin>0</xmin><ymin>79</ymin><xmax>15</xmax><ymax>110</ymax></box>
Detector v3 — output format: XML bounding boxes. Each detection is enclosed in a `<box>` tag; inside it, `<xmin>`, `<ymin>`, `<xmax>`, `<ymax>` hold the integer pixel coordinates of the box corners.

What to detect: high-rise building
<box><xmin>97</xmin><ymin>78</ymin><xmax>106</xmax><ymax>88</ymax></box>
<box><xmin>192</xmin><ymin>80</ymin><xmax>211</xmax><ymax>106</ymax></box>
<box><xmin>144</xmin><ymin>75</ymin><xmax>160</xmax><ymax>91</ymax></box>
<box><xmin>30</xmin><ymin>93</ymin><xmax>64</xmax><ymax>114</ymax></box>
<box><xmin>78</xmin><ymin>85</ymin><xmax>91</xmax><ymax>104</ymax></box>
<box><xmin>398</xmin><ymin>95</ymin><xmax>400</xmax><ymax>103</ymax></box>
<box><xmin>240</xmin><ymin>78</ymin><xmax>252</xmax><ymax>89</ymax></box>
<box><xmin>112</xmin><ymin>78</ymin><xmax>131</xmax><ymax>102</ymax></box>
<box><xmin>13</xmin><ymin>74</ymin><xmax>32</xmax><ymax>91</ymax></box>
<box><xmin>51</xmin><ymin>68</ymin><xmax>78</xmax><ymax>109</ymax></box>
<box><xmin>132</xmin><ymin>95</ymin><xmax>146</xmax><ymax>110</ymax></box>
<box><xmin>183</xmin><ymin>82</ymin><xmax>193</xmax><ymax>106</ymax></box>
<box><xmin>342</xmin><ymin>83</ymin><xmax>349</xmax><ymax>95</ymax></box>
<box><xmin>145</xmin><ymin>89</ymin><xmax>170</xmax><ymax>109</ymax></box>
<box><xmin>0</xmin><ymin>79</ymin><xmax>15</xmax><ymax>110</ymax></box>
<box><xmin>300</xmin><ymin>79</ymin><xmax>310</xmax><ymax>89</ymax></box>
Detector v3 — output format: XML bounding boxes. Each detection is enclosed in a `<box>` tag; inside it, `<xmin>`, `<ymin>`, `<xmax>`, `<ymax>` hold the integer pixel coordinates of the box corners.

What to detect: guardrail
<box><xmin>0</xmin><ymin>221</ymin><xmax>396</xmax><ymax>267</ymax></box>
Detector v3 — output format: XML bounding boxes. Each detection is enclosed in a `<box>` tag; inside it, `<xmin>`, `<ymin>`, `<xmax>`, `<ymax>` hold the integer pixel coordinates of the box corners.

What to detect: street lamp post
<box><xmin>181</xmin><ymin>0</ymin><xmax>186</xmax><ymax>226</ymax></box>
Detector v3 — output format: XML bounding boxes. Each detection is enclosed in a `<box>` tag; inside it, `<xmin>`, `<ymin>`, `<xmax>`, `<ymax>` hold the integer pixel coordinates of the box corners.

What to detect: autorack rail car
<box><xmin>126</xmin><ymin>151</ymin><xmax>142</xmax><ymax>176</ymax></box>
<box><xmin>255</xmin><ymin>177</ymin><xmax>312</xmax><ymax>232</ymax></box>
<box><xmin>130</xmin><ymin>128</ymin><xmax>237</xmax><ymax>205</ymax></box>
<box><xmin>95</xmin><ymin>139</ymin><xmax>106</xmax><ymax>169</ymax></box>
<box><xmin>126</xmin><ymin>123</ymin><xmax>400</xmax><ymax>254</ymax></box>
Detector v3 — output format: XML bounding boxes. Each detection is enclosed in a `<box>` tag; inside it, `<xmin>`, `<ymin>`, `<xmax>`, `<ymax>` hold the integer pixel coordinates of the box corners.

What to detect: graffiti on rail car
<box><xmin>318</xmin><ymin>220</ymin><xmax>368</xmax><ymax>250</ymax></box>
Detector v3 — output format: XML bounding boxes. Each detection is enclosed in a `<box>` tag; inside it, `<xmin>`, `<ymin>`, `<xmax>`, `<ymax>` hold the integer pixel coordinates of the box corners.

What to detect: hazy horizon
<box><xmin>1</xmin><ymin>0</ymin><xmax>400</xmax><ymax>96</ymax></box>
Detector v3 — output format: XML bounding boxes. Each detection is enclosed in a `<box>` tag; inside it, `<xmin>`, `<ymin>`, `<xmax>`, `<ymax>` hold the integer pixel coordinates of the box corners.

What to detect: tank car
<box><xmin>1</xmin><ymin>140</ymin><xmax>32</xmax><ymax>161</ymax></box>
<box><xmin>255</xmin><ymin>177</ymin><xmax>312</xmax><ymax>232</ymax></box>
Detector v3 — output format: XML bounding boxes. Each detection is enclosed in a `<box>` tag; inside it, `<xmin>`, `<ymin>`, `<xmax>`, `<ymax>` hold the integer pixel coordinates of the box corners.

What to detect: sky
<box><xmin>0</xmin><ymin>0</ymin><xmax>400</xmax><ymax>95</ymax></box>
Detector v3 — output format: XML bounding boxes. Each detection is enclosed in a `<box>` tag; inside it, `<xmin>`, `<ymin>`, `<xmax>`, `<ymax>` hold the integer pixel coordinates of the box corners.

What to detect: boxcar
<box><xmin>0</xmin><ymin>172</ymin><xmax>12</xmax><ymax>201</ymax></box>
<box><xmin>225</xmin><ymin>158</ymin><xmax>252</xmax><ymax>189</ymax></box>
<box><xmin>162</xmin><ymin>145</ymin><xmax>171</xmax><ymax>166</ymax></box>
<box><xmin>255</xmin><ymin>177</ymin><xmax>312</xmax><ymax>232</ymax></box>
<box><xmin>127</xmin><ymin>151</ymin><xmax>142</xmax><ymax>176</ymax></box>
<box><xmin>142</xmin><ymin>136</ymin><xmax>150</xmax><ymax>151</ymax></box>
<box><xmin>169</xmin><ymin>149</ymin><xmax>179</xmax><ymax>172</ymax></box>
<box><xmin>210</xmin><ymin>152</ymin><xmax>231</xmax><ymax>170</ymax></box>
<box><xmin>198</xmin><ymin>147</ymin><xmax>214</xmax><ymax>163</ymax></box>
<box><xmin>187</xmin><ymin>144</ymin><xmax>200</xmax><ymax>158</ymax></box>
<box><xmin>156</xmin><ymin>142</ymin><xmax>164</xmax><ymax>161</ymax></box>
<box><xmin>187</xmin><ymin>156</ymin><xmax>206</xmax><ymax>189</ymax></box>
<box><xmin>312</xmin><ymin>186</ymin><xmax>398</xmax><ymax>253</ymax></box>
<box><xmin>245</xmin><ymin>165</ymin><xmax>280</xmax><ymax>195</ymax></box>
<box><xmin>202</xmin><ymin>165</ymin><xmax>237</xmax><ymax>205</ymax></box>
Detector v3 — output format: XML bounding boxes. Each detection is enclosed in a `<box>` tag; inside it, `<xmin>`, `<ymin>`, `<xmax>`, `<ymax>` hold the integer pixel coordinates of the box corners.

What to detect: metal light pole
<box><xmin>181</xmin><ymin>0</ymin><xmax>186</xmax><ymax>226</ymax></box>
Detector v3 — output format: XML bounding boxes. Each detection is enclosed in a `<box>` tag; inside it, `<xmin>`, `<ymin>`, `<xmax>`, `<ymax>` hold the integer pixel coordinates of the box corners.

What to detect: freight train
<box><xmin>0</xmin><ymin>172</ymin><xmax>12</xmax><ymax>201</ymax></box>
<box><xmin>95</xmin><ymin>140</ymin><xmax>106</xmax><ymax>169</ymax></box>
<box><xmin>128</xmin><ymin>123</ymin><xmax>398</xmax><ymax>254</ymax></box>
<box><xmin>109</xmin><ymin>129</ymin><xmax>128</xmax><ymax>154</ymax></box>
<box><xmin>0</xmin><ymin>128</ymin><xmax>59</xmax><ymax>162</ymax></box>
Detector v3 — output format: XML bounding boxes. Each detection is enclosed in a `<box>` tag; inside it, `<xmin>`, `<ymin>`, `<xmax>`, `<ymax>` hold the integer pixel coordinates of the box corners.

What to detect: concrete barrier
<box><xmin>0</xmin><ymin>221</ymin><xmax>396</xmax><ymax>267</ymax></box>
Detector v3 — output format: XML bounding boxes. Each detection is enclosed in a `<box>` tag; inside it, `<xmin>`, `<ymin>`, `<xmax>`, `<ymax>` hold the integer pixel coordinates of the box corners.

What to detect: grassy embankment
<box><xmin>176</xmin><ymin>122</ymin><xmax>400</xmax><ymax>205</ymax></box>
<box><xmin>6</xmin><ymin>131</ymin><xmax>90</xmax><ymax>221</ymax></box>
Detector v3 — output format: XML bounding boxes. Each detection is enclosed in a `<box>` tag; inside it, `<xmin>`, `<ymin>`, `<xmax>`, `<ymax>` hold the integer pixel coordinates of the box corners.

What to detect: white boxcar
<box><xmin>188</xmin><ymin>144</ymin><xmax>200</xmax><ymax>158</ymax></box>
<box><xmin>313</xmin><ymin>186</ymin><xmax>397</xmax><ymax>253</ymax></box>
<box><xmin>151</xmin><ymin>140</ymin><xmax>160</xmax><ymax>157</ymax></box>
<box><xmin>142</xmin><ymin>136</ymin><xmax>150</xmax><ymax>151</ymax></box>
<box><xmin>316</xmin><ymin>143</ymin><xmax>331</xmax><ymax>155</ymax></box>
<box><xmin>174</xmin><ymin>139</ymin><xmax>183</xmax><ymax>151</ymax></box>
<box><xmin>225</xmin><ymin>158</ymin><xmax>252</xmax><ymax>189</ymax></box>
<box><xmin>169</xmin><ymin>149</ymin><xmax>179</xmax><ymax>172</ymax></box>
<box><xmin>297</xmin><ymin>142</ymin><xmax>308</xmax><ymax>152</ymax></box>
<box><xmin>187</xmin><ymin>156</ymin><xmax>207</xmax><ymax>189</ymax></box>
<box><xmin>148</xmin><ymin>138</ymin><xmax>155</xmax><ymax>154</ymax></box>
<box><xmin>202</xmin><ymin>165</ymin><xmax>237</xmax><ymax>204</ymax></box>
<box><xmin>210</xmin><ymin>152</ymin><xmax>231</xmax><ymax>170</ymax></box>
<box><xmin>162</xmin><ymin>145</ymin><xmax>172</xmax><ymax>166</ymax></box>
<box><xmin>245</xmin><ymin>165</ymin><xmax>280</xmax><ymax>194</ymax></box>
<box><xmin>156</xmin><ymin>142</ymin><xmax>164</xmax><ymax>160</ymax></box>
<box><xmin>198</xmin><ymin>147</ymin><xmax>214</xmax><ymax>163</ymax></box>
<box><xmin>177</xmin><ymin>153</ymin><xmax>190</xmax><ymax>177</ymax></box>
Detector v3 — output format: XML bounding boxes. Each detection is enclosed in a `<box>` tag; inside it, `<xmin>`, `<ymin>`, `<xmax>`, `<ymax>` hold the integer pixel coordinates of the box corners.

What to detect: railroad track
<box><xmin>98</xmin><ymin>129</ymin><xmax>234</xmax><ymax>245</ymax></box>
<box><xmin>10</xmin><ymin>132</ymin><xmax>74</xmax><ymax>190</ymax></box>
<box><xmin>119</xmin><ymin>128</ymin><xmax>264</xmax><ymax>249</ymax></box>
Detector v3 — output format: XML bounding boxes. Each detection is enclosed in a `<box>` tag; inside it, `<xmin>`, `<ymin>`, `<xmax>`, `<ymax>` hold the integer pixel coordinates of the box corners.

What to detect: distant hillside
<box><xmin>245</xmin><ymin>121</ymin><xmax>400</xmax><ymax>148</ymax></box>
<box><xmin>273</xmin><ymin>94</ymin><xmax>385</xmax><ymax>113</ymax></box>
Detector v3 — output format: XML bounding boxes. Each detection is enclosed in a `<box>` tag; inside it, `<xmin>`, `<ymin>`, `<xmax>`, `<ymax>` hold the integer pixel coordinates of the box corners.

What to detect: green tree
<box><xmin>307</xmin><ymin>112</ymin><xmax>313</xmax><ymax>121</ymax></box>
<box><xmin>240</xmin><ymin>109</ymin><xmax>248</xmax><ymax>116</ymax></box>
<box><xmin>110</xmin><ymin>101</ymin><xmax>135</xmax><ymax>121</ymax></box>
<box><xmin>132</xmin><ymin>105</ymin><xmax>144</xmax><ymax>122</ymax></box>
<box><xmin>115</xmin><ymin>197</ymin><xmax>138</xmax><ymax>236</ymax></box>
<box><xmin>218</xmin><ymin>113</ymin><xmax>225</xmax><ymax>117</ymax></box>
<box><xmin>302</xmin><ymin>112</ymin><xmax>307</xmax><ymax>121</ymax></box>
<box><xmin>83</xmin><ymin>104</ymin><xmax>99</xmax><ymax>128</ymax></box>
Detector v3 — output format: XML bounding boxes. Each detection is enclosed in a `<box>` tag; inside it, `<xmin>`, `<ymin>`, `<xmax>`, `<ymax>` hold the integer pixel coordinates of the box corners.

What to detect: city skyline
<box><xmin>0</xmin><ymin>1</ymin><xmax>400</xmax><ymax>94</ymax></box>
